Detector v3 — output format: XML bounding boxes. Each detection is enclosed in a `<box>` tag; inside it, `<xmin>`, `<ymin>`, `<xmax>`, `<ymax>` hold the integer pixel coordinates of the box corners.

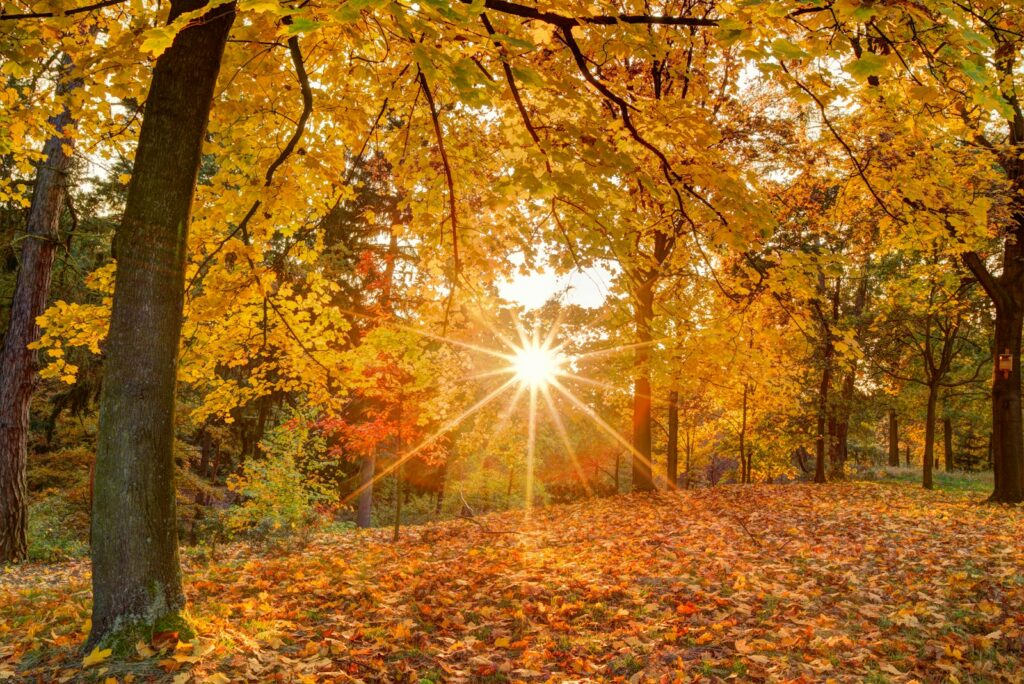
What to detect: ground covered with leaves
<box><xmin>2</xmin><ymin>483</ymin><xmax>1023</xmax><ymax>683</ymax></box>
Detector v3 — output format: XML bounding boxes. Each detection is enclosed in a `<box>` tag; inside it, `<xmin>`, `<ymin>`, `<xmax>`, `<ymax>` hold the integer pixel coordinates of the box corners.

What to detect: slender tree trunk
<box><xmin>888</xmin><ymin>408</ymin><xmax>899</xmax><ymax>467</ymax></box>
<box><xmin>88</xmin><ymin>0</ymin><xmax>235</xmax><ymax>646</ymax></box>
<box><xmin>814</xmin><ymin>342</ymin><xmax>832</xmax><ymax>484</ymax></box>
<box><xmin>631</xmin><ymin>280</ymin><xmax>655</xmax><ymax>491</ymax></box>
<box><xmin>905</xmin><ymin>444</ymin><xmax>911</xmax><ymax>467</ymax></box>
<box><xmin>684</xmin><ymin>428</ymin><xmax>692</xmax><ymax>489</ymax></box>
<box><xmin>434</xmin><ymin>462</ymin><xmax>446</xmax><ymax>515</ymax></box>
<box><xmin>666</xmin><ymin>390</ymin><xmax>678</xmax><ymax>489</ymax></box>
<box><xmin>392</xmin><ymin>464</ymin><xmax>403</xmax><ymax>542</ymax></box>
<box><xmin>0</xmin><ymin>64</ymin><xmax>77</xmax><ymax>563</ymax></box>
<box><xmin>943</xmin><ymin>416</ymin><xmax>954</xmax><ymax>471</ymax></box>
<box><xmin>393</xmin><ymin>401</ymin><xmax>403</xmax><ymax>541</ymax></box>
<box><xmin>356</xmin><ymin>452</ymin><xmax>375</xmax><ymax>528</ymax></box>
<box><xmin>923</xmin><ymin>384</ymin><xmax>938</xmax><ymax>490</ymax></box>
<box><xmin>739</xmin><ymin>383</ymin><xmax>749</xmax><ymax>484</ymax></box>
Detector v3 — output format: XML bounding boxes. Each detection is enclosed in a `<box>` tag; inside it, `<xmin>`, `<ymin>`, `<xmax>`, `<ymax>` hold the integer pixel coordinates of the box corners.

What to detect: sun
<box><xmin>511</xmin><ymin>341</ymin><xmax>563</xmax><ymax>388</ymax></box>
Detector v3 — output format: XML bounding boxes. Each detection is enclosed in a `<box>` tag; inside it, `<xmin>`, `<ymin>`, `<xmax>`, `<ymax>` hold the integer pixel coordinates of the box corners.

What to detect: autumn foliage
<box><xmin>2</xmin><ymin>483</ymin><xmax>1023</xmax><ymax>682</ymax></box>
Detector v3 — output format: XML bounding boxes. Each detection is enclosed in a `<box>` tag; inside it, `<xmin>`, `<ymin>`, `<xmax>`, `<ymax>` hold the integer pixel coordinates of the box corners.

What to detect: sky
<box><xmin>497</xmin><ymin>264</ymin><xmax>614</xmax><ymax>310</ymax></box>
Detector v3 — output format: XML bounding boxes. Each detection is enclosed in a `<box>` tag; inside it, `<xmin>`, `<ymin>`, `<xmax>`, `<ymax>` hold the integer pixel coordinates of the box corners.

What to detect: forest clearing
<box><xmin>3</xmin><ymin>0</ymin><xmax>1024</xmax><ymax>681</ymax></box>
<box><xmin>2</xmin><ymin>482</ymin><xmax>1023</xmax><ymax>683</ymax></box>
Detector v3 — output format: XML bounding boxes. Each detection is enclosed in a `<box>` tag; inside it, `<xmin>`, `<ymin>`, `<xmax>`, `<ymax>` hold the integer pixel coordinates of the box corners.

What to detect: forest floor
<box><xmin>1</xmin><ymin>482</ymin><xmax>1023</xmax><ymax>683</ymax></box>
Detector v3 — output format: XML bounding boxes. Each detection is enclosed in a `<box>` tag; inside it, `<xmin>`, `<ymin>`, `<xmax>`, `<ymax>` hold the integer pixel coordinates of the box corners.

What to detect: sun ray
<box><xmin>549</xmin><ymin>378</ymin><xmax>658</xmax><ymax>477</ymax></box>
<box><xmin>540</xmin><ymin>385</ymin><xmax>594</xmax><ymax>497</ymax></box>
<box><xmin>342</xmin><ymin>376</ymin><xmax>519</xmax><ymax>507</ymax></box>
<box><xmin>525</xmin><ymin>384</ymin><xmax>538</xmax><ymax>511</ymax></box>
<box><xmin>571</xmin><ymin>337</ymin><xmax>670</xmax><ymax>362</ymax></box>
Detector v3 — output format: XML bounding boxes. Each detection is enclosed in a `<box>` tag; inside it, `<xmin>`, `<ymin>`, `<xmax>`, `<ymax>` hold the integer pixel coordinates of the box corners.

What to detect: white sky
<box><xmin>497</xmin><ymin>264</ymin><xmax>613</xmax><ymax>310</ymax></box>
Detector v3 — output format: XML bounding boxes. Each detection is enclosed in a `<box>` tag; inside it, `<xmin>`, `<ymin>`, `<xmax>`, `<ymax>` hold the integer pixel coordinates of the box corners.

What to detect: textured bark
<box><xmin>88</xmin><ymin>0</ymin><xmax>235</xmax><ymax>645</ymax></box>
<box><xmin>943</xmin><ymin>416</ymin><xmax>954</xmax><ymax>471</ymax></box>
<box><xmin>356</xmin><ymin>452</ymin><xmax>375</xmax><ymax>528</ymax></box>
<box><xmin>888</xmin><ymin>409</ymin><xmax>899</xmax><ymax>467</ymax></box>
<box><xmin>814</xmin><ymin>339</ymin><xmax>832</xmax><ymax>484</ymax></box>
<box><xmin>989</xmin><ymin>307</ymin><xmax>1024</xmax><ymax>501</ymax></box>
<box><xmin>739</xmin><ymin>383</ymin><xmax>750</xmax><ymax>484</ymax></box>
<box><xmin>922</xmin><ymin>384</ymin><xmax>938</xmax><ymax>490</ymax></box>
<box><xmin>631</xmin><ymin>279</ymin><xmax>655</xmax><ymax>492</ymax></box>
<box><xmin>666</xmin><ymin>390</ymin><xmax>678</xmax><ymax>489</ymax></box>
<box><xmin>0</xmin><ymin>66</ymin><xmax>76</xmax><ymax>563</ymax></box>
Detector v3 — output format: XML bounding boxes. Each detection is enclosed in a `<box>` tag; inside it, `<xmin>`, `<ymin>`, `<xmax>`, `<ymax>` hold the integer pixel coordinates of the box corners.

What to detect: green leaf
<box><xmin>959</xmin><ymin>58</ymin><xmax>990</xmax><ymax>84</ymax></box>
<box><xmin>286</xmin><ymin>16</ymin><xmax>322</xmax><ymax>34</ymax></box>
<box><xmin>770</xmin><ymin>38</ymin><xmax>808</xmax><ymax>60</ymax></box>
<box><xmin>844</xmin><ymin>52</ymin><xmax>886</xmax><ymax>80</ymax></box>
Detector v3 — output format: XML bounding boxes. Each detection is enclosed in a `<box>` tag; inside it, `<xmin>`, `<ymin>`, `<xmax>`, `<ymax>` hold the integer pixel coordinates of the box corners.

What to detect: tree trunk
<box><xmin>356</xmin><ymin>452</ymin><xmax>375</xmax><ymax>528</ymax></box>
<box><xmin>888</xmin><ymin>408</ymin><xmax>899</xmax><ymax>466</ymax></box>
<box><xmin>923</xmin><ymin>384</ymin><xmax>938</xmax><ymax>490</ymax></box>
<box><xmin>666</xmin><ymin>390</ymin><xmax>678</xmax><ymax>489</ymax></box>
<box><xmin>0</xmin><ymin>64</ymin><xmax>77</xmax><ymax>563</ymax></box>
<box><xmin>943</xmin><ymin>416</ymin><xmax>953</xmax><ymax>471</ymax></box>
<box><xmin>631</xmin><ymin>280</ymin><xmax>655</xmax><ymax>491</ymax></box>
<box><xmin>814</xmin><ymin>342</ymin><xmax>831</xmax><ymax>484</ymax></box>
<box><xmin>434</xmin><ymin>462</ymin><xmax>447</xmax><ymax>514</ymax></box>
<box><xmin>88</xmin><ymin>0</ymin><xmax>235</xmax><ymax>646</ymax></box>
<box><xmin>684</xmin><ymin>428</ymin><xmax>692</xmax><ymax>489</ymax></box>
<box><xmin>739</xmin><ymin>383</ymin><xmax>749</xmax><ymax>484</ymax></box>
<box><xmin>989</xmin><ymin>306</ymin><xmax>1024</xmax><ymax>502</ymax></box>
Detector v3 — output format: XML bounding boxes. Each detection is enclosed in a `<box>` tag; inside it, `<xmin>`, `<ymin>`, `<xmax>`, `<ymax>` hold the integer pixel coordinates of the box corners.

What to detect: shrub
<box><xmin>225</xmin><ymin>421</ymin><xmax>326</xmax><ymax>546</ymax></box>
<box><xmin>27</xmin><ymin>493</ymin><xmax>89</xmax><ymax>562</ymax></box>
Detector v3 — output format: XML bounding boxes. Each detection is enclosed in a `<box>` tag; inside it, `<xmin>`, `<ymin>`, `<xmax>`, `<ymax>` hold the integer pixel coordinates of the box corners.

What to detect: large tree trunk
<box><xmin>887</xmin><ymin>408</ymin><xmax>899</xmax><ymax>466</ymax></box>
<box><xmin>943</xmin><ymin>416</ymin><xmax>954</xmax><ymax>471</ymax></box>
<box><xmin>630</xmin><ymin>279</ymin><xmax>655</xmax><ymax>492</ymax></box>
<box><xmin>666</xmin><ymin>390</ymin><xmax>678</xmax><ymax>489</ymax></box>
<box><xmin>923</xmin><ymin>383</ymin><xmax>938</xmax><ymax>490</ymax></box>
<box><xmin>88</xmin><ymin>0</ymin><xmax>235</xmax><ymax>646</ymax></box>
<box><xmin>0</xmin><ymin>67</ymin><xmax>77</xmax><ymax>563</ymax></box>
<box><xmin>989</xmin><ymin>304</ymin><xmax>1024</xmax><ymax>502</ymax></box>
<box><xmin>356</xmin><ymin>452</ymin><xmax>375</xmax><ymax>528</ymax></box>
<box><xmin>2</xmin><ymin>57</ymin><xmax>83</xmax><ymax>551</ymax></box>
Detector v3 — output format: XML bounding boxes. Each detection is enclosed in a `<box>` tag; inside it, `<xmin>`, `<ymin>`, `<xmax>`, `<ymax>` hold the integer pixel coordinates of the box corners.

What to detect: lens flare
<box><xmin>511</xmin><ymin>342</ymin><xmax>563</xmax><ymax>388</ymax></box>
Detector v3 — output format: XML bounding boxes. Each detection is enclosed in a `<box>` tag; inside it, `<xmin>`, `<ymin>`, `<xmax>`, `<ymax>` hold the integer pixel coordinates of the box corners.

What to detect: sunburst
<box><xmin>341</xmin><ymin>313</ymin><xmax>660</xmax><ymax>516</ymax></box>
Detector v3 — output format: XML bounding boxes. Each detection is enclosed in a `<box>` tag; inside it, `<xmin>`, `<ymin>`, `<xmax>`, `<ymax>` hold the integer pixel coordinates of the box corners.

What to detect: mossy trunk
<box><xmin>88</xmin><ymin>0</ymin><xmax>234</xmax><ymax>646</ymax></box>
<box><xmin>0</xmin><ymin>65</ymin><xmax>76</xmax><ymax>563</ymax></box>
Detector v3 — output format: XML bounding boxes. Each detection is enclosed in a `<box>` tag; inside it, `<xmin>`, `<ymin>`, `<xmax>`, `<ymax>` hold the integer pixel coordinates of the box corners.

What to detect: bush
<box><xmin>225</xmin><ymin>421</ymin><xmax>326</xmax><ymax>546</ymax></box>
<box><xmin>27</xmin><ymin>494</ymin><xmax>89</xmax><ymax>562</ymax></box>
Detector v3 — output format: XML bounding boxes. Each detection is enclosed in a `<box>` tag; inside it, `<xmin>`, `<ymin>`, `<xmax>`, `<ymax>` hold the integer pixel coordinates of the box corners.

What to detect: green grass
<box><xmin>868</xmin><ymin>466</ymin><xmax>993</xmax><ymax>493</ymax></box>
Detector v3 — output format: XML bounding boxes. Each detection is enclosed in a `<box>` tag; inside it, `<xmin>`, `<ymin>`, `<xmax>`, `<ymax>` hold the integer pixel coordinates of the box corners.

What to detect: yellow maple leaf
<box><xmin>82</xmin><ymin>646</ymin><xmax>112</xmax><ymax>668</ymax></box>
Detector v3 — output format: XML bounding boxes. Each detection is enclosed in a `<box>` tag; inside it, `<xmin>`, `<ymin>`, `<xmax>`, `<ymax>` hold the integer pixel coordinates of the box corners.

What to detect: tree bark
<box><xmin>989</xmin><ymin>306</ymin><xmax>1024</xmax><ymax>501</ymax></box>
<box><xmin>356</xmin><ymin>452</ymin><xmax>375</xmax><ymax>528</ymax></box>
<box><xmin>814</xmin><ymin>340</ymin><xmax>832</xmax><ymax>484</ymax></box>
<box><xmin>943</xmin><ymin>416</ymin><xmax>954</xmax><ymax>472</ymax></box>
<box><xmin>630</xmin><ymin>279</ymin><xmax>655</xmax><ymax>491</ymax></box>
<box><xmin>739</xmin><ymin>383</ymin><xmax>749</xmax><ymax>484</ymax></box>
<box><xmin>0</xmin><ymin>63</ymin><xmax>77</xmax><ymax>563</ymax></box>
<box><xmin>887</xmin><ymin>408</ymin><xmax>899</xmax><ymax>467</ymax></box>
<box><xmin>88</xmin><ymin>0</ymin><xmax>235</xmax><ymax>646</ymax></box>
<box><xmin>923</xmin><ymin>384</ymin><xmax>938</xmax><ymax>490</ymax></box>
<box><xmin>666</xmin><ymin>390</ymin><xmax>678</xmax><ymax>489</ymax></box>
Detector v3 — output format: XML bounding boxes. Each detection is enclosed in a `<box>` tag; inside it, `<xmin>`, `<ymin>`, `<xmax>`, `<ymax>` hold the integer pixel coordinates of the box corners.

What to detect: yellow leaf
<box><xmin>494</xmin><ymin>636</ymin><xmax>511</xmax><ymax>648</ymax></box>
<box><xmin>82</xmin><ymin>646</ymin><xmax>112</xmax><ymax>668</ymax></box>
<box><xmin>204</xmin><ymin>674</ymin><xmax>230</xmax><ymax>684</ymax></box>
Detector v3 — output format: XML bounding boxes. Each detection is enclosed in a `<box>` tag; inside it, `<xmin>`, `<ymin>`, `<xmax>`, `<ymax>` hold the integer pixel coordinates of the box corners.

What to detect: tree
<box><xmin>88</xmin><ymin>0</ymin><xmax>235</xmax><ymax>645</ymax></box>
<box><xmin>0</xmin><ymin>57</ymin><xmax>77</xmax><ymax>563</ymax></box>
